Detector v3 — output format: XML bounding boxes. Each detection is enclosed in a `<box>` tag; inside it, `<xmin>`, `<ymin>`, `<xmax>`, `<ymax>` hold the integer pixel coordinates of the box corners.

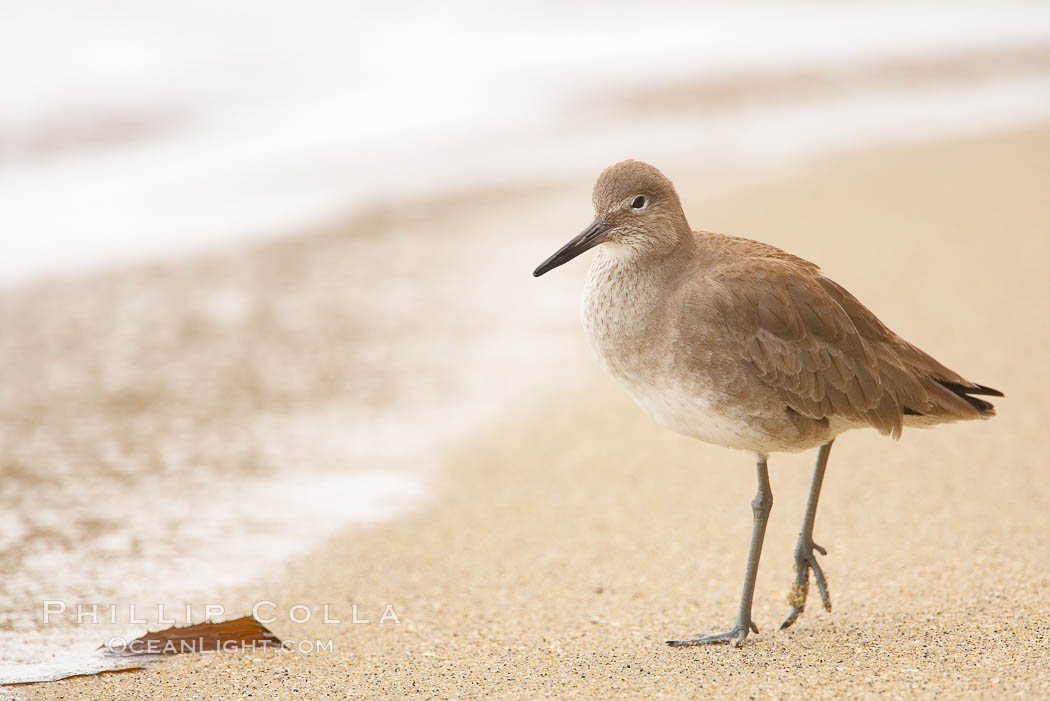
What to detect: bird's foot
<box><xmin>780</xmin><ymin>538</ymin><xmax>831</xmax><ymax>630</ymax></box>
<box><xmin>667</xmin><ymin>620</ymin><xmax>757</xmax><ymax>648</ymax></box>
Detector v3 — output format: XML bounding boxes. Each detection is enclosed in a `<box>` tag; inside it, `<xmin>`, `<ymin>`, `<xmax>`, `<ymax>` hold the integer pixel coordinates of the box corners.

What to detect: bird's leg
<box><xmin>668</xmin><ymin>456</ymin><xmax>773</xmax><ymax>648</ymax></box>
<box><xmin>781</xmin><ymin>440</ymin><xmax>834</xmax><ymax>630</ymax></box>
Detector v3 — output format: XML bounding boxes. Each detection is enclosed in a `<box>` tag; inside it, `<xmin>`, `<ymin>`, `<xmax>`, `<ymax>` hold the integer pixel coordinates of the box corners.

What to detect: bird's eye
<box><xmin>631</xmin><ymin>195</ymin><xmax>647</xmax><ymax>210</ymax></box>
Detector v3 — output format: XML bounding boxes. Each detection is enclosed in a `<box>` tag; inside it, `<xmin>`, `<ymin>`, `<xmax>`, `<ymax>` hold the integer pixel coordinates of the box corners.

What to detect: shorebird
<box><xmin>532</xmin><ymin>160</ymin><xmax>1001</xmax><ymax>647</ymax></box>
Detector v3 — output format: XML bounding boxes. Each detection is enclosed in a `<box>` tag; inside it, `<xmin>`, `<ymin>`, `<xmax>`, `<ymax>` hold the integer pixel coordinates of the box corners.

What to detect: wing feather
<box><xmin>709</xmin><ymin>260</ymin><xmax>906</xmax><ymax>435</ymax></box>
<box><xmin>705</xmin><ymin>257</ymin><xmax>987</xmax><ymax>436</ymax></box>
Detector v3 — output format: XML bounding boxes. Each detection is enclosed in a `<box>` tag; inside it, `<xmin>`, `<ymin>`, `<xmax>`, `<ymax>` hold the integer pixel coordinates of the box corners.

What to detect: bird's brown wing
<box><xmin>699</xmin><ymin>259</ymin><xmax>982</xmax><ymax>437</ymax></box>
<box><xmin>815</xmin><ymin>275</ymin><xmax>998</xmax><ymax>416</ymax></box>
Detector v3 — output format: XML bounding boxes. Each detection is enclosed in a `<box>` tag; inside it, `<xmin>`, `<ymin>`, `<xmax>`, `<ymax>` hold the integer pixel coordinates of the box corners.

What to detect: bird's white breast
<box><xmin>581</xmin><ymin>252</ymin><xmax>765</xmax><ymax>451</ymax></box>
<box><xmin>621</xmin><ymin>379</ymin><xmax>768</xmax><ymax>451</ymax></box>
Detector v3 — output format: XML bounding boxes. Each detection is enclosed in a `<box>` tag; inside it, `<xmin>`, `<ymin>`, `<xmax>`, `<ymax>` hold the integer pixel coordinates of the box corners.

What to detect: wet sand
<box><xmin>10</xmin><ymin>124</ymin><xmax>1050</xmax><ymax>698</ymax></box>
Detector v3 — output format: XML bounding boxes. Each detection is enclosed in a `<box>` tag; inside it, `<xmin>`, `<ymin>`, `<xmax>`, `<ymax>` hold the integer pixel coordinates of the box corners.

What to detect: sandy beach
<box><xmin>6</xmin><ymin>122</ymin><xmax>1050</xmax><ymax>698</ymax></box>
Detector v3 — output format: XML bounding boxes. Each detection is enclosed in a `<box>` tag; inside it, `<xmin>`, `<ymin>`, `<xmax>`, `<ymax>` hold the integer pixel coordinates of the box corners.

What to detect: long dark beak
<box><xmin>533</xmin><ymin>217</ymin><xmax>612</xmax><ymax>277</ymax></box>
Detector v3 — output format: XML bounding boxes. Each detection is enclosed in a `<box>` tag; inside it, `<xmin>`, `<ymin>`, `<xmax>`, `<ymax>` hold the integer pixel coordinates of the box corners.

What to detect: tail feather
<box><xmin>939</xmin><ymin>380</ymin><xmax>1002</xmax><ymax>415</ymax></box>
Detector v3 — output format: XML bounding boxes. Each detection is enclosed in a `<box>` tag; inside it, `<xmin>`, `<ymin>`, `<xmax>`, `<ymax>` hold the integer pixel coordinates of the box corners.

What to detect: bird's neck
<box><xmin>593</xmin><ymin>229</ymin><xmax>697</xmax><ymax>282</ymax></box>
<box><xmin>581</xmin><ymin>235</ymin><xmax>696</xmax><ymax>379</ymax></box>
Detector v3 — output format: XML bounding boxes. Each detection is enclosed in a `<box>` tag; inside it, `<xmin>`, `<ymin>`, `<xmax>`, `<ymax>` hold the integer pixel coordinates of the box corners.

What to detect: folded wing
<box><xmin>703</xmin><ymin>258</ymin><xmax>997</xmax><ymax>437</ymax></box>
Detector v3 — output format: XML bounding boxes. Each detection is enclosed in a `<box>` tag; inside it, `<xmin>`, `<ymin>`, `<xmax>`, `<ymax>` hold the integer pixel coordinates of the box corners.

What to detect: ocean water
<box><xmin>2</xmin><ymin>0</ymin><xmax>1050</xmax><ymax>676</ymax></box>
<box><xmin>4</xmin><ymin>1</ymin><xmax>1050</xmax><ymax>281</ymax></box>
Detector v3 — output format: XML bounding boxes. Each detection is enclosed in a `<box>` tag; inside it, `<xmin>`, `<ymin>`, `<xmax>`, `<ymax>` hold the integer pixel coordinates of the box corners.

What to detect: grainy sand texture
<box><xmin>7</xmin><ymin>124</ymin><xmax>1050</xmax><ymax>699</ymax></box>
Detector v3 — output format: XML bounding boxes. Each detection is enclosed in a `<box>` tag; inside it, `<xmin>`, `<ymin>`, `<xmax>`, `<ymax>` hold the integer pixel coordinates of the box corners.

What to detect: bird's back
<box><xmin>678</xmin><ymin>231</ymin><xmax>1000</xmax><ymax>440</ymax></box>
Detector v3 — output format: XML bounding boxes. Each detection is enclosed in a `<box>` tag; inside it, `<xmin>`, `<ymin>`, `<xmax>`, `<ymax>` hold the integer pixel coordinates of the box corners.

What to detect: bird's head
<box><xmin>533</xmin><ymin>159</ymin><xmax>690</xmax><ymax>277</ymax></box>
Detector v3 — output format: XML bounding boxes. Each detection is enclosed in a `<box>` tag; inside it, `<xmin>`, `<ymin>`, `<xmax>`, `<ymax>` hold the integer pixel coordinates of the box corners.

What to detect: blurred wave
<box><xmin>2</xmin><ymin>1</ymin><xmax>1050</xmax><ymax>281</ymax></box>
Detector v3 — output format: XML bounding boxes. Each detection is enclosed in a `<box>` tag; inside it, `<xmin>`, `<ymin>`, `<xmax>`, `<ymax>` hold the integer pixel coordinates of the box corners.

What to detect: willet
<box><xmin>532</xmin><ymin>160</ymin><xmax>1001</xmax><ymax>647</ymax></box>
